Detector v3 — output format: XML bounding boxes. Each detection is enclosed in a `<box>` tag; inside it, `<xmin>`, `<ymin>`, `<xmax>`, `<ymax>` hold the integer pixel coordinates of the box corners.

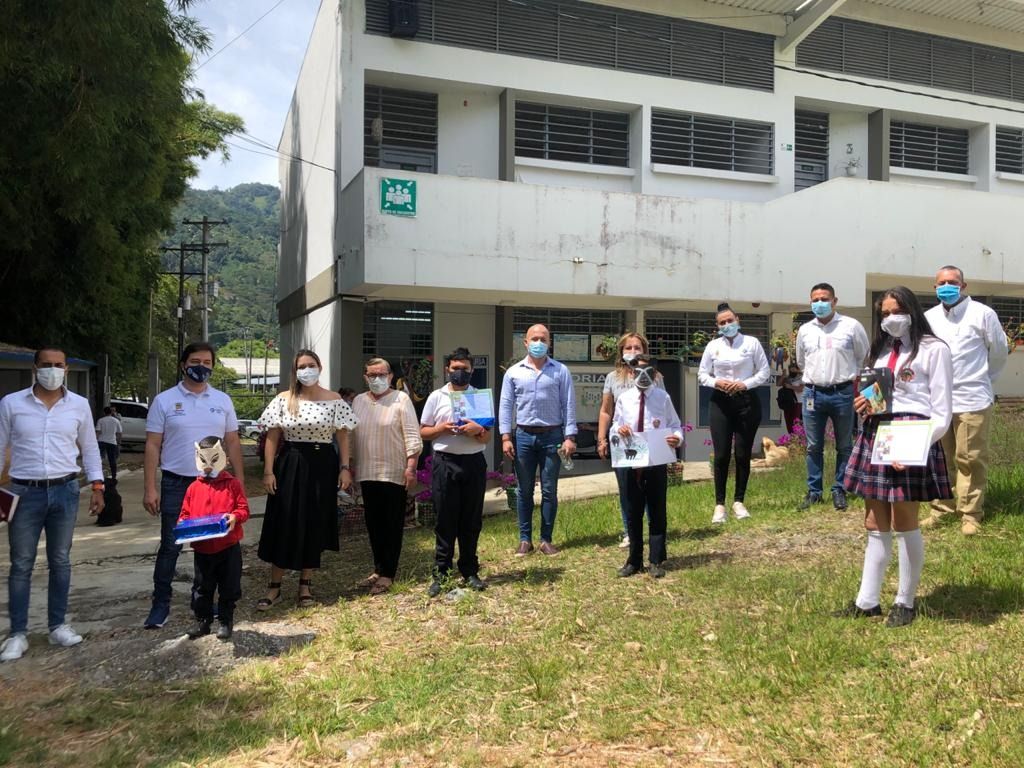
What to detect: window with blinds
<box><xmin>362</xmin><ymin>301</ymin><xmax>434</xmax><ymax>358</ymax></box>
<box><xmin>798</xmin><ymin>18</ymin><xmax>1024</xmax><ymax>103</ymax></box>
<box><xmin>515</xmin><ymin>103</ymin><xmax>630</xmax><ymax>167</ymax></box>
<box><xmin>364</xmin><ymin>85</ymin><xmax>438</xmax><ymax>171</ymax></box>
<box><xmin>651</xmin><ymin>109</ymin><xmax>774</xmax><ymax>175</ymax></box>
<box><xmin>364</xmin><ymin>0</ymin><xmax>775</xmax><ymax>92</ymax></box>
<box><xmin>890</xmin><ymin>121</ymin><xmax>970</xmax><ymax>174</ymax></box>
<box><xmin>996</xmin><ymin>126</ymin><xmax>1024</xmax><ymax>174</ymax></box>
<box><xmin>512</xmin><ymin>308</ymin><xmax>625</xmax><ymax>336</ymax></box>
<box><xmin>794</xmin><ymin>110</ymin><xmax>829</xmax><ymax>190</ymax></box>
<box><xmin>645</xmin><ymin>312</ymin><xmax>770</xmax><ymax>359</ymax></box>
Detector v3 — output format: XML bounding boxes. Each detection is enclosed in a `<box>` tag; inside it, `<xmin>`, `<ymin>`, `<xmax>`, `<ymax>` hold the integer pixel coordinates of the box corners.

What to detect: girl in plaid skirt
<box><xmin>837</xmin><ymin>287</ymin><xmax>953</xmax><ymax>627</ymax></box>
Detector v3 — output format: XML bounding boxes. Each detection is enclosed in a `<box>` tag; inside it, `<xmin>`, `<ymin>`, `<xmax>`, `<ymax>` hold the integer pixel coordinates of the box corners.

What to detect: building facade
<box><xmin>278</xmin><ymin>0</ymin><xmax>1024</xmax><ymax>461</ymax></box>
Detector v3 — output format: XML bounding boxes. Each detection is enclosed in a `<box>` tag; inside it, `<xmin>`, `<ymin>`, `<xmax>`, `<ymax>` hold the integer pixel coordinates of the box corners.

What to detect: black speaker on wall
<box><xmin>388</xmin><ymin>0</ymin><xmax>419</xmax><ymax>38</ymax></box>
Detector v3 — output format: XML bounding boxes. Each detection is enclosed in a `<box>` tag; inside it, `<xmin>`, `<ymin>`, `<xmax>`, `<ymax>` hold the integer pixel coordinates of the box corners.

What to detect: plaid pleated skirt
<box><xmin>843</xmin><ymin>413</ymin><xmax>952</xmax><ymax>503</ymax></box>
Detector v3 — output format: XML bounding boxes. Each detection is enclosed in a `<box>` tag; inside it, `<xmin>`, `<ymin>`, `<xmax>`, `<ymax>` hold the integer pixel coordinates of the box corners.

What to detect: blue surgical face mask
<box><xmin>810</xmin><ymin>300</ymin><xmax>833</xmax><ymax>318</ymax></box>
<box><xmin>718</xmin><ymin>322</ymin><xmax>740</xmax><ymax>338</ymax></box>
<box><xmin>527</xmin><ymin>341</ymin><xmax>548</xmax><ymax>359</ymax></box>
<box><xmin>936</xmin><ymin>284</ymin><xmax>961</xmax><ymax>305</ymax></box>
<box><xmin>184</xmin><ymin>364</ymin><xmax>212</xmax><ymax>383</ymax></box>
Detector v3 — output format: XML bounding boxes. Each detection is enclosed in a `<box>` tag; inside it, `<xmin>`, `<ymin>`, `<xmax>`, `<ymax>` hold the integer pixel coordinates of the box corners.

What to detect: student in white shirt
<box><xmin>611</xmin><ymin>355</ymin><xmax>683</xmax><ymax>579</ymax></box>
<box><xmin>698</xmin><ymin>303</ymin><xmax>770</xmax><ymax>525</ymax></box>
<box><xmin>95</xmin><ymin>406</ymin><xmax>123</xmax><ymax>479</ymax></box>
<box><xmin>839</xmin><ymin>287</ymin><xmax>953</xmax><ymax>628</ymax></box>
<box><xmin>923</xmin><ymin>265</ymin><xmax>1009</xmax><ymax>535</ymax></box>
<box><xmin>0</xmin><ymin>347</ymin><xmax>105</xmax><ymax>662</ymax></box>
<box><xmin>597</xmin><ymin>332</ymin><xmax>665</xmax><ymax>549</ymax></box>
<box><xmin>420</xmin><ymin>348</ymin><xmax>492</xmax><ymax>598</ymax></box>
<box><xmin>795</xmin><ymin>283</ymin><xmax>871</xmax><ymax>511</ymax></box>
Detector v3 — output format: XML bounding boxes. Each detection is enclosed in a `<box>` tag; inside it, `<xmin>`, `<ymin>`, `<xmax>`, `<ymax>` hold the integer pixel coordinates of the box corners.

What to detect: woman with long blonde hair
<box><xmin>256</xmin><ymin>349</ymin><xmax>357</xmax><ymax>609</ymax></box>
<box><xmin>597</xmin><ymin>332</ymin><xmax>664</xmax><ymax>547</ymax></box>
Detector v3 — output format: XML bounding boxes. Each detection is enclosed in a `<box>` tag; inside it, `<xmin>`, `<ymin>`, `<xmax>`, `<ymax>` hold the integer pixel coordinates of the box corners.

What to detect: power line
<box><xmin>196</xmin><ymin>0</ymin><xmax>292</xmax><ymax>70</ymax></box>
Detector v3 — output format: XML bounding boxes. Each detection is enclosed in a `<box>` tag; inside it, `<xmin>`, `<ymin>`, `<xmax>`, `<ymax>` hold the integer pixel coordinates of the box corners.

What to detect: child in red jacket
<box><xmin>179</xmin><ymin>436</ymin><xmax>250</xmax><ymax>640</ymax></box>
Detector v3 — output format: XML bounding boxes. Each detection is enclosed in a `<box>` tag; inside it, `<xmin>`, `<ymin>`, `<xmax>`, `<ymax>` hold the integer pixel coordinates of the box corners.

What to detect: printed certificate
<box><xmin>610</xmin><ymin>428</ymin><xmax>678</xmax><ymax>468</ymax></box>
<box><xmin>449</xmin><ymin>388</ymin><xmax>495</xmax><ymax>429</ymax></box>
<box><xmin>870</xmin><ymin>420</ymin><xmax>934</xmax><ymax>467</ymax></box>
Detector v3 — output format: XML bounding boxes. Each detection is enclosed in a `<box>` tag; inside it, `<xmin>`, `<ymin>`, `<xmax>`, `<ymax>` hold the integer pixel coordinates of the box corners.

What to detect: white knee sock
<box><xmin>895</xmin><ymin>529</ymin><xmax>924</xmax><ymax>609</ymax></box>
<box><xmin>855</xmin><ymin>530</ymin><xmax>893</xmax><ymax>610</ymax></box>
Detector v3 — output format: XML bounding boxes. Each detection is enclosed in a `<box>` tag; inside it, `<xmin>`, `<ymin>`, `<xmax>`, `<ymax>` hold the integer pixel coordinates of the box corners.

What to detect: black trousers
<box><xmin>709</xmin><ymin>391</ymin><xmax>762</xmax><ymax>505</ymax></box>
<box><xmin>193</xmin><ymin>543</ymin><xmax>242</xmax><ymax>622</ymax></box>
<box><xmin>431</xmin><ymin>451</ymin><xmax>486</xmax><ymax>578</ymax></box>
<box><xmin>361</xmin><ymin>480</ymin><xmax>407</xmax><ymax>579</ymax></box>
<box><xmin>625</xmin><ymin>464</ymin><xmax>668</xmax><ymax>567</ymax></box>
<box><xmin>98</xmin><ymin>442</ymin><xmax>119</xmax><ymax>479</ymax></box>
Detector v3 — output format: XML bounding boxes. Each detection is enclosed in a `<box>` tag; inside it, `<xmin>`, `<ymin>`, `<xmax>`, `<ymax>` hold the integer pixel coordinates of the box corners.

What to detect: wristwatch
<box><xmin>340</xmin><ymin>464</ymin><xmax>351</xmax><ymax>470</ymax></box>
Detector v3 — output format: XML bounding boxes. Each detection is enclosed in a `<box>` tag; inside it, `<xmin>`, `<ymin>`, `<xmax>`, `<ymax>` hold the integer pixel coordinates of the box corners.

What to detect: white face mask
<box><xmin>367</xmin><ymin>375</ymin><xmax>390</xmax><ymax>395</ymax></box>
<box><xmin>36</xmin><ymin>367</ymin><xmax>65</xmax><ymax>391</ymax></box>
<box><xmin>881</xmin><ymin>314</ymin><xmax>912</xmax><ymax>338</ymax></box>
<box><xmin>622</xmin><ymin>352</ymin><xmax>639</xmax><ymax>364</ymax></box>
<box><xmin>195</xmin><ymin>439</ymin><xmax>227</xmax><ymax>478</ymax></box>
<box><xmin>296</xmin><ymin>367</ymin><xmax>320</xmax><ymax>386</ymax></box>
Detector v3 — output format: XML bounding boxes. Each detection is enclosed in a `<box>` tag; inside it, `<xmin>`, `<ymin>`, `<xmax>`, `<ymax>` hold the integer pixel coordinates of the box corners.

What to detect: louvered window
<box><xmin>890</xmin><ymin>121</ymin><xmax>969</xmax><ymax>175</ymax></box>
<box><xmin>512</xmin><ymin>309</ymin><xmax>625</xmax><ymax>336</ymax></box>
<box><xmin>794</xmin><ymin>110</ymin><xmax>829</xmax><ymax>190</ymax></box>
<box><xmin>645</xmin><ymin>312</ymin><xmax>770</xmax><ymax>359</ymax></box>
<box><xmin>362</xmin><ymin>301</ymin><xmax>434</xmax><ymax>358</ymax></box>
<box><xmin>515</xmin><ymin>103</ymin><xmax>630</xmax><ymax>167</ymax></box>
<box><xmin>364</xmin><ymin>85</ymin><xmax>438</xmax><ymax>172</ymax></box>
<box><xmin>365</xmin><ymin>0</ymin><xmax>774</xmax><ymax>92</ymax></box>
<box><xmin>651</xmin><ymin>109</ymin><xmax>773</xmax><ymax>175</ymax></box>
<box><xmin>996</xmin><ymin>127</ymin><xmax>1024</xmax><ymax>174</ymax></box>
<box><xmin>798</xmin><ymin>18</ymin><xmax>1024</xmax><ymax>103</ymax></box>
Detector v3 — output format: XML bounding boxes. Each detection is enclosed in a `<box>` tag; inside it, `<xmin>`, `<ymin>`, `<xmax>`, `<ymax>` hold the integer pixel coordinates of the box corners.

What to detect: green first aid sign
<box><xmin>380</xmin><ymin>178</ymin><xmax>417</xmax><ymax>217</ymax></box>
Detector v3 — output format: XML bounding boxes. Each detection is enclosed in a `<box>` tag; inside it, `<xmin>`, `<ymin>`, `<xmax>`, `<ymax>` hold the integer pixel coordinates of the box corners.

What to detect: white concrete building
<box><xmin>278</xmin><ymin>0</ymin><xmax>1024</xmax><ymax>461</ymax></box>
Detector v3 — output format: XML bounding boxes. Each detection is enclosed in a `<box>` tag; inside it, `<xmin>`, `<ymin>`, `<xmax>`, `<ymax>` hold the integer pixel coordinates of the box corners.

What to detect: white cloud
<box><xmin>187</xmin><ymin>0</ymin><xmax>321</xmax><ymax>190</ymax></box>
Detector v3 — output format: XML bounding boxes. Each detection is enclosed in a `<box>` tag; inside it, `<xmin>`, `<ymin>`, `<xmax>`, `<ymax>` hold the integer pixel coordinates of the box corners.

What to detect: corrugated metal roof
<box><xmin>704</xmin><ymin>0</ymin><xmax>1024</xmax><ymax>34</ymax></box>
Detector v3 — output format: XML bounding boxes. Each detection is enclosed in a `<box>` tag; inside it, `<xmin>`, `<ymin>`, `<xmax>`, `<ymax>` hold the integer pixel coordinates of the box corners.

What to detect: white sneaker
<box><xmin>733</xmin><ymin>502</ymin><xmax>751</xmax><ymax>520</ymax></box>
<box><xmin>712</xmin><ymin>505</ymin><xmax>727</xmax><ymax>525</ymax></box>
<box><xmin>48</xmin><ymin>624</ymin><xmax>83</xmax><ymax>648</ymax></box>
<box><xmin>0</xmin><ymin>633</ymin><xmax>28</xmax><ymax>662</ymax></box>
<box><xmin>618</xmin><ymin>536</ymin><xmax>630</xmax><ymax>549</ymax></box>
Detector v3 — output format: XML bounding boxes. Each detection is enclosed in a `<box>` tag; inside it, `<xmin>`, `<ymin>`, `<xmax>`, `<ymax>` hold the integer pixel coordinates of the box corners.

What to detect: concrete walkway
<box><xmin>0</xmin><ymin>461</ymin><xmax>713</xmax><ymax>635</ymax></box>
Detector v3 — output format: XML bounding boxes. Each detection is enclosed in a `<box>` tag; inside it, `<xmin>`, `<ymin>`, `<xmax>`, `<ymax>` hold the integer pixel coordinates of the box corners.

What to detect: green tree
<box><xmin>0</xmin><ymin>0</ymin><xmax>242</xmax><ymax>381</ymax></box>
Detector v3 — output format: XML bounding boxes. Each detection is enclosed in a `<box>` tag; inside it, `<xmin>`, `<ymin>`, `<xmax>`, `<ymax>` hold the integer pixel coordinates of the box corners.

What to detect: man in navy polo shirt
<box><xmin>142</xmin><ymin>342</ymin><xmax>245</xmax><ymax>629</ymax></box>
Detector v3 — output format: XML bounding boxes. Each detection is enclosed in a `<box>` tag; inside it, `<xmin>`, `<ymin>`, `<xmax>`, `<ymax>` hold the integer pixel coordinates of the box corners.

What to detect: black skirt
<box><xmin>257</xmin><ymin>441</ymin><xmax>340</xmax><ymax>570</ymax></box>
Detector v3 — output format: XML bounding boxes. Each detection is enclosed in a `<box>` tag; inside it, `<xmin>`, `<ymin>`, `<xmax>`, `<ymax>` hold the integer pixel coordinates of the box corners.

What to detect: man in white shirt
<box><xmin>95</xmin><ymin>406</ymin><xmax>123</xmax><ymax>479</ymax></box>
<box><xmin>420</xmin><ymin>348</ymin><xmax>491</xmax><ymax>597</ymax></box>
<box><xmin>142</xmin><ymin>342</ymin><xmax>244</xmax><ymax>629</ymax></box>
<box><xmin>795</xmin><ymin>283</ymin><xmax>870</xmax><ymax>511</ymax></box>
<box><xmin>924</xmin><ymin>266</ymin><xmax>1009</xmax><ymax>535</ymax></box>
<box><xmin>0</xmin><ymin>347</ymin><xmax>105</xmax><ymax>662</ymax></box>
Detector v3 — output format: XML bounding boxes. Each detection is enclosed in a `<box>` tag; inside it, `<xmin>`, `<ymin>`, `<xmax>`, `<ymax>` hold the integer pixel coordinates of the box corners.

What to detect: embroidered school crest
<box><xmin>173</xmin><ymin>402</ymin><xmax>184</xmax><ymax>413</ymax></box>
<box><xmin>653</xmin><ymin>418</ymin><xmax>661</xmax><ymax>428</ymax></box>
<box><xmin>898</xmin><ymin>367</ymin><xmax>916</xmax><ymax>383</ymax></box>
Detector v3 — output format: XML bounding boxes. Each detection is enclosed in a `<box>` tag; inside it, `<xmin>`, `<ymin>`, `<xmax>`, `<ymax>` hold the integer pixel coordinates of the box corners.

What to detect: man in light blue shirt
<box><xmin>499</xmin><ymin>324</ymin><xmax>577</xmax><ymax>556</ymax></box>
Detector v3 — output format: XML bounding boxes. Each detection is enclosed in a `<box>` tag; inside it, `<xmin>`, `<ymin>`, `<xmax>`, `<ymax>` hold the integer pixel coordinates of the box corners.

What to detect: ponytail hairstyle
<box><xmin>286</xmin><ymin>348</ymin><xmax>322</xmax><ymax>416</ymax></box>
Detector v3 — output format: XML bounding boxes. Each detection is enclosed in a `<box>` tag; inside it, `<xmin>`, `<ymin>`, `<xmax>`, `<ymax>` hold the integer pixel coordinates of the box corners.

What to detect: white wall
<box><xmin>437</xmin><ymin>90</ymin><xmax>500</xmax><ymax>179</ymax></box>
<box><xmin>277</xmin><ymin>300</ymin><xmax>340</xmax><ymax>392</ymax></box>
<box><xmin>827</xmin><ymin>111</ymin><xmax>869</xmax><ymax>181</ymax></box>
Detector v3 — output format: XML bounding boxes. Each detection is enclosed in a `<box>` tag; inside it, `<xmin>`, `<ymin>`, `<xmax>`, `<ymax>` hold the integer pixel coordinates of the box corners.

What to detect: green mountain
<box><xmin>166</xmin><ymin>183</ymin><xmax>280</xmax><ymax>342</ymax></box>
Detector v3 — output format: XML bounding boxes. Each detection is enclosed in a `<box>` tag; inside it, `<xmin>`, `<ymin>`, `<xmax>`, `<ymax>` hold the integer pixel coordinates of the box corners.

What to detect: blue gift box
<box><xmin>174</xmin><ymin>515</ymin><xmax>229</xmax><ymax>545</ymax></box>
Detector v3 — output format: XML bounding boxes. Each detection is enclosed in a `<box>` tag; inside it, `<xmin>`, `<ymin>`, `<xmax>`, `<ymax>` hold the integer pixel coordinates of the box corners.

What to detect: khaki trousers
<box><xmin>930</xmin><ymin>405</ymin><xmax>994</xmax><ymax>523</ymax></box>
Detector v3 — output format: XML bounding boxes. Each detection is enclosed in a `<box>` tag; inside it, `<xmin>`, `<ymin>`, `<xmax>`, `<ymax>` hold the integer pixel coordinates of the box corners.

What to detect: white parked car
<box><xmin>237</xmin><ymin>419</ymin><xmax>263</xmax><ymax>440</ymax></box>
<box><xmin>109</xmin><ymin>399</ymin><xmax>149</xmax><ymax>451</ymax></box>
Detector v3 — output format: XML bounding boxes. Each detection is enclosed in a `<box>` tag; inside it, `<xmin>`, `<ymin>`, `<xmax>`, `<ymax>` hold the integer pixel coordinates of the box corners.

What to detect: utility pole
<box><xmin>263</xmin><ymin>338</ymin><xmax>274</xmax><ymax>404</ymax></box>
<box><xmin>182</xmin><ymin>217</ymin><xmax>227</xmax><ymax>341</ymax></box>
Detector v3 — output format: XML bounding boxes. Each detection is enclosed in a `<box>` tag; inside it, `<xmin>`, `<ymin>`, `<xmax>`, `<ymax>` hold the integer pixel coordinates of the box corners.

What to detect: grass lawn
<box><xmin>3</xmin><ymin>409</ymin><xmax>1024</xmax><ymax>767</ymax></box>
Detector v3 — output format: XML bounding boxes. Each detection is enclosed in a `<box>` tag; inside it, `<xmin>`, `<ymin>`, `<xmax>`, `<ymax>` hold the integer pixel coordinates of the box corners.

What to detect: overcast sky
<box><xmin>189</xmin><ymin>0</ymin><xmax>321</xmax><ymax>190</ymax></box>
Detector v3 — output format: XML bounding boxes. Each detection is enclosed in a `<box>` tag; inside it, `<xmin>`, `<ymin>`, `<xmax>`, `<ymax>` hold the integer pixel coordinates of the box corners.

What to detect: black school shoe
<box><xmin>216</xmin><ymin>619</ymin><xmax>233</xmax><ymax>641</ymax></box>
<box><xmin>187</xmin><ymin>618</ymin><xmax>212</xmax><ymax>639</ymax></box>
<box><xmin>885</xmin><ymin>604</ymin><xmax>917</xmax><ymax>628</ymax></box>
<box><xmin>798</xmin><ymin>492</ymin><xmax>824</xmax><ymax>511</ymax></box>
<box><xmin>831</xmin><ymin>602</ymin><xmax>882</xmax><ymax>618</ymax></box>
<box><xmin>464</xmin><ymin>575</ymin><xmax>487</xmax><ymax>591</ymax></box>
<box><xmin>617</xmin><ymin>563</ymin><xmax>642</xmax><ymax>578</ymax></box>
<box><xmin>648</xmin><ymin>562</ymin><xmax>666</xmax><ymax>579</ymax></box>
<box><xmin>832</xmin><ymin>489</ymin><xmax>849</xmax><ymax>510</ymax></box>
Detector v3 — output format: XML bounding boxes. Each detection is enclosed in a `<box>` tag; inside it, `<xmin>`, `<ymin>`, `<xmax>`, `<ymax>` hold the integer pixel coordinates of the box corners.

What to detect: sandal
<box><xmin>256</xmin><ymin>582</ymin><xmax>282</xmax><ymax>611</ymax></box>
<box><xmin>297</xmin><ymin>579</ymin><xmax>316</xmax><ymax>608</ymax></box>
<box><xmin>369</xmin><ymin>577</ymin><xmax>392</xmax><ymax>596</ymax></box>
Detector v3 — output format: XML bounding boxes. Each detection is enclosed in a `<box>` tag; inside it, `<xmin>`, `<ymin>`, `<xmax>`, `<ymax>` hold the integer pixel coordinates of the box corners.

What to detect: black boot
<box><xmin>216</xmin><ymin>618</ymin><xmax>233</xmax><ymax>641</ymax></box>
<box><xmin>187</xmin><ymin>618</ymin><xmax>212</xmax><ymax>639</ymax></box>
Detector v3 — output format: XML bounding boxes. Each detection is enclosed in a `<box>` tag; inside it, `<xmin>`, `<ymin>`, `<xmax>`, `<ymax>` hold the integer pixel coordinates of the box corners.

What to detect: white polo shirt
<box><xmin>420</xmin><ymin>384</ymin><xmax>486</xmax><ymax>455</ymax></box>
<box><xmin>925</xmin><ymin>297</ymin><xmax>1009</xmax><ymax>413</ymax></box>
<box><xmin>146</xmin><ymin>382</ymin><xmax>239</xmax><ymax>476</ymax></box>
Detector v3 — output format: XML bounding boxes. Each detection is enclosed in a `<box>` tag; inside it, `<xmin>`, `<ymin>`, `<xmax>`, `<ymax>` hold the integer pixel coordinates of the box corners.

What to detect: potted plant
<box><xmin>488</xmin><ymin>470</ymin><xmax>519</xmax><ymax>510</ymax></box>
<box><xmin>594</xmin><ymin>334</ymin><xmax>620</xmax><ymax>362</ymax></box>
<box><xmin>414</xmin><ymin>456</ymin><xmax>436</xmax><ymax>526</ymax></box>
<box><xmin>845</xmin><ymin>157</ymin><xmax>861</xmax><ymax>177</ymax></box>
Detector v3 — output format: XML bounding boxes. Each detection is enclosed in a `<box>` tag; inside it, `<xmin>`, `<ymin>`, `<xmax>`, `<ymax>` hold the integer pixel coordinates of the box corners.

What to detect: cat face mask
<box><xmin>195</xmin><ymin>439</ymin><xmax>228</xmax><ymax>478</ymax></box>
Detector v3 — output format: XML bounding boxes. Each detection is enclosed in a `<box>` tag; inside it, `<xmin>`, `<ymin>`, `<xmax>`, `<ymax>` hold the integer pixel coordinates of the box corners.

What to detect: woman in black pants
<box><xmin>698</xmin><ymin>303</ymin><xmax>771</xmax><ymax>525</ymax></box>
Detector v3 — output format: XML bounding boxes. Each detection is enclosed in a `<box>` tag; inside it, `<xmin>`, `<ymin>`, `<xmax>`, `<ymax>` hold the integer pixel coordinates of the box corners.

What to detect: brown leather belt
<box><xmin>517</xmin><ymin>425</ymin><xmax>562</xmax><ymax>434</ymax></box>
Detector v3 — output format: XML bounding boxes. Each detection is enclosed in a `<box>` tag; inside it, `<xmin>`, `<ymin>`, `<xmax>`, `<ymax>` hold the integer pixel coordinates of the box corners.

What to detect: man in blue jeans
<box><xmin>794</xmin><ymin>283</ymin><xmax>870</xmax><ymax>511</ymax></box>
<box><xmin>0</xmin><ymin>347</ymin><xmax>105</xmax><ymax>662</ymax></box>
<box><xmin>142</xmin><ymin>342</ymin><xmax>245</xmax><ymax>629</ymax></box>
<box><xmin>499</xmin><ymin>324</ymin><xmax>577</xmax><ymax>556</ymax></box>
